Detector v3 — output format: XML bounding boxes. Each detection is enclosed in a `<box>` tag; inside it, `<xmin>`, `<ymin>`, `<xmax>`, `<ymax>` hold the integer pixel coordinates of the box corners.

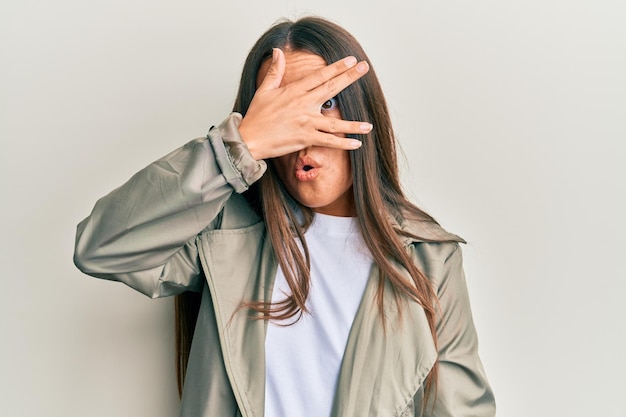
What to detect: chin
<box><xmin>294</xmin><ymin>198</ymin><xmax>329</xmax><ymax>210</ymax></box>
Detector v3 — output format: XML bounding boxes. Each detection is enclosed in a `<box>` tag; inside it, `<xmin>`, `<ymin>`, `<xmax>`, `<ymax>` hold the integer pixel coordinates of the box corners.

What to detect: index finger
<box><xmin>309</xmin><ymin>60</ymin><xmax>370</xmax><ymax>103</ymax></box>
<box><xmin>295</xmin><ymin>56</ymin><xmax>359</xmax><ymax>92</ymax></box>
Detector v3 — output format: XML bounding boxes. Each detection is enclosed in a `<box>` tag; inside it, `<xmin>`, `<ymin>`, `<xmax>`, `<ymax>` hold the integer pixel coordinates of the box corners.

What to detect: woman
<box><xmin>74</xmin><ymin>16</ymin><xmax>495</xmax><ymax>417</ymax></box>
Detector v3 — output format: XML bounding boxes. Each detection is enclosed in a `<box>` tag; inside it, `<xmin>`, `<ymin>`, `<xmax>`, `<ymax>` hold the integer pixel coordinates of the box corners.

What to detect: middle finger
<box><xmin>310</xmin><ymin>61</ymin><xmax>370</xmax><ymax>103</ymax></box>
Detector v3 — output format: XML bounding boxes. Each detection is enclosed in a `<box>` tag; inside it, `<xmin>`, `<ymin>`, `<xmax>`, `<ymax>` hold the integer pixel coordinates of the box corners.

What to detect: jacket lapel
<box><xmin>331</xmin><ymin>213</ymin><xmax>463</xmax><ymax>417</ymax></box>
<box><xmin>331</xmin><ymin>264</ymin><xmax>438</xmax><ymax>417</ymax></box>
<box><xmin>198</xmin><ymin>195</ymin><xmax>275</xmax><ymax>417</ymax></box>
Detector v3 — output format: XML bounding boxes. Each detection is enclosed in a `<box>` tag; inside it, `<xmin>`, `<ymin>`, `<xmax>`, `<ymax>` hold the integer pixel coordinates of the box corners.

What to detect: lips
<box><xmin>294</xmin><ymin>156</ymin><xmax>321</xmax><ymax>181</ymax></box>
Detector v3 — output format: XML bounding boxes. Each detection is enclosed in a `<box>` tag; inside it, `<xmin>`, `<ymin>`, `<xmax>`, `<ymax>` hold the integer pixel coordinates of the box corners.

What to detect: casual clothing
<box><xmin>265</xmin><ymin>213</ymin><xmax>372</xmax><ymax>417</ymax></box>
<box><xmin>74</xmin><ymin>113</ymin><xmax>496</xmax><ymax>417</ymax></box>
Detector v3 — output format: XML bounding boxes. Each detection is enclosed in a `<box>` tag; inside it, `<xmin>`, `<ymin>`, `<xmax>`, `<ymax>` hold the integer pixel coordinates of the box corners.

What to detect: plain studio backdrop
<box><xmin>1</xmin><ymin>1</ymin><xmax>624</xmax><ymax>416</ymax></box>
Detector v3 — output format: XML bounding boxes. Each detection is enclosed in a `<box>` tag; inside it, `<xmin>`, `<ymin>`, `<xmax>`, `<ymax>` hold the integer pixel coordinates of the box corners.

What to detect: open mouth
<box><xmin>294</xmin><ymin>158</ymin><xmax>320</xmax><ymax>181</ymax></box>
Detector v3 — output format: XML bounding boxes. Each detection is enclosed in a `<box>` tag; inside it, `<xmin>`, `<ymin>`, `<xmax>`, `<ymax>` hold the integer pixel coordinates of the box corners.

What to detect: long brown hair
<box><xmin>176</xmin><ymin>16</ymin><xmax>453</xmax><ymax>403</ymax></box>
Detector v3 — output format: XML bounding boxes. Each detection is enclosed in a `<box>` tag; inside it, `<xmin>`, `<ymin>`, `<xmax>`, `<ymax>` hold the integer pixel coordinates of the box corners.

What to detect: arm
<box><xmin>73</xmin><ymin>114</ymin><xmax>266</xmax><ymax>297</ymax></box>
<box><xmin>74</xmin><ymin>49</ymin><xmax>372</xmax><ymax>298</ymax></box>
<box><xmin>427</xmin><ymin>244</ymin><xmax>496</xmax><ymax>416</ymax></box>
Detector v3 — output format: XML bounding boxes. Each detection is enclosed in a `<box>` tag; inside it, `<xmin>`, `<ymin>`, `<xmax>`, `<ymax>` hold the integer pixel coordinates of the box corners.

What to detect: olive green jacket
<box><xmin>74</xmin><ymin>114</ymin><xmax>495</xmax><ymax>417</ymax></box>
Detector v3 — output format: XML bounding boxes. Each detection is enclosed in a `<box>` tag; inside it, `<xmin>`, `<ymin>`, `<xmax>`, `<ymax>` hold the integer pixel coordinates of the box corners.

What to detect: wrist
<box><xmin>219</xmin><ymin>113</ymin><xmax>267</xmax><ymax>187</ymax></box>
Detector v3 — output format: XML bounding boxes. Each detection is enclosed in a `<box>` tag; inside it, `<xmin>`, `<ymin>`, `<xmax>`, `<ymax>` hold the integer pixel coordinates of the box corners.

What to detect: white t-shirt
<box><xmin>264</xmin><ymin>213</ymin><xmax>373</xmax><ymax>417</ymax></box>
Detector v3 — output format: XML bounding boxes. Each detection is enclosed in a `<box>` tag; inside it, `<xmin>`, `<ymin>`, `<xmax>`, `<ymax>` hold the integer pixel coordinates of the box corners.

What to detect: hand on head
<box><xmin>238</xmin><ymin>48</ymin><xmax>372</xmax><ymax>161</ymax></box>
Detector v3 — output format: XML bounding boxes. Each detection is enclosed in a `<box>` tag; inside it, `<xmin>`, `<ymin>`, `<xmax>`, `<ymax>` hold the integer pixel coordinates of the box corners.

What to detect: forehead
<box><xmin>257</xmin><ymin>50</ymin><xmax>328</xmax><ymax>87</ymax></box>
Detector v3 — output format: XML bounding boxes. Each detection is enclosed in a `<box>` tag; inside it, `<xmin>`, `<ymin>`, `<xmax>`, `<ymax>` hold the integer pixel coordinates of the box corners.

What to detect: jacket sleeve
<box><xmin>426</xmin><ymin>243</ymin><xmax>496</xmax><ymax>416</ymax></box>
<box><xmin>73</xmin><ymin>113</ymin><xmax>266</xmax><ymax>298</ymax></box>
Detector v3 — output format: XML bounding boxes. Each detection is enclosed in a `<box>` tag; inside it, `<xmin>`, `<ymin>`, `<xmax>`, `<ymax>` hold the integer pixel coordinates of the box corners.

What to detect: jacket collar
<box><xmin>391</xmin><ymin>210</ymin><xmax>466</xmax><ymax>246</ymax></box>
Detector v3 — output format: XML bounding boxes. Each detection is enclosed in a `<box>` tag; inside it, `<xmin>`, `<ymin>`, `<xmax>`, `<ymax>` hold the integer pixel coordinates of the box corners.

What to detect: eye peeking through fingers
<box><xmin>321</xmin><ymin>97</ymin><xmax>338</xmax><ymax>113</ymax></box>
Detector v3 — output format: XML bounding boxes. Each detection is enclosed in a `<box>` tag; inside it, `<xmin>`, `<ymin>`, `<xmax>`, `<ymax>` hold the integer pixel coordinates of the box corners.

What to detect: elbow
<box><xmin>73</xmin><ymin>236</ymin><xmax>118</xmax><ymax>276</ymax></box>
<box><xmin>73</xmin><ymin>223</ymin><xmax>106</xmax><ymax>275</ymax></box>
<box><xmin>74</xmin><ymin>218</ymin><xmax>95</xmax><ymax>274</ymax></box>
<box><xmin>73</xmin><ymin>242</ymin><xmax>99</xmax><ymax>275</ymax></box>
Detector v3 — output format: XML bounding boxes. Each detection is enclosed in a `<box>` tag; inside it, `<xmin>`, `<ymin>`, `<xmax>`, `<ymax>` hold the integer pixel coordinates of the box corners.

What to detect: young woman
<box><xmin>74</xmin><ymin>17</ymin><xmax>495</xmax><ymax>417</ymax></box>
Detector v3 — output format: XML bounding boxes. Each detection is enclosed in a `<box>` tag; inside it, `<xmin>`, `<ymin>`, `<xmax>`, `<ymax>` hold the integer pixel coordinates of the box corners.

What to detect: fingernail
<box><xmin>360</xmin><ymin>123</ymin><xmax>373</xmax><ymax>132</ymax></box>
<box><xmin>349</xmin><ymin>139</ymin><xmax>362</xmax><ymax>149</ymax></box>
<box><xmin>356</xmin><ymin>61</ymin><xmax>369</xmax><ymax>73</ymax></box>
<box><xmin>345</xmin><ymin>56</ymin><xmax>357</xmax><ymax>67</ymax></box>
<box><xmin>272</xmin><ymin>48</ymin><xmax>278</xmax><ymax>62</ymax></box>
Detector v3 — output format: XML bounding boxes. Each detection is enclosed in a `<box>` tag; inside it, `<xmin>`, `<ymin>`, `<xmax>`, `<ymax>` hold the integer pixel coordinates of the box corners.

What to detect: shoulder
<box><xmin>393</xmin><ymin>209</ymin><xmax>465</xmax><ymax>246</ymax></box>
<box><xmin>394</xmin><ymin>213</ymin><xmax>466</xmax><ymax>285</ymax></box>
<box><xmin>407</xmin><ymin>240</ymin><xmax>461</xmax><ymax>284</ymax></box>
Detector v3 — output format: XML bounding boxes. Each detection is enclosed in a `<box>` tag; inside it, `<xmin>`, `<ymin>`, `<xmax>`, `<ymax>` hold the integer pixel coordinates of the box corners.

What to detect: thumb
<box><xmin>257</xmin><ymin>48</ymin><xmax>285</xmax><ymax>92</ymax></box>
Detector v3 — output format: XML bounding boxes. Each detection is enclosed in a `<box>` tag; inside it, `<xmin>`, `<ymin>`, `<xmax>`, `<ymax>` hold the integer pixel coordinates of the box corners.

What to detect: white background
<box><xmin>2</xmin><ymin>1</ymin><xmax>625</xmax><ymax>416</ymax></box>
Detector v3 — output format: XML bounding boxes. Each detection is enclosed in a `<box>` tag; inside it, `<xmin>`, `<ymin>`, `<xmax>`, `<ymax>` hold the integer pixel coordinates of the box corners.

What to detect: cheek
<box><xmin>329</xmin><ymin>152</ymin><xmax>353</xmax><ymax>183</ymax></box>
